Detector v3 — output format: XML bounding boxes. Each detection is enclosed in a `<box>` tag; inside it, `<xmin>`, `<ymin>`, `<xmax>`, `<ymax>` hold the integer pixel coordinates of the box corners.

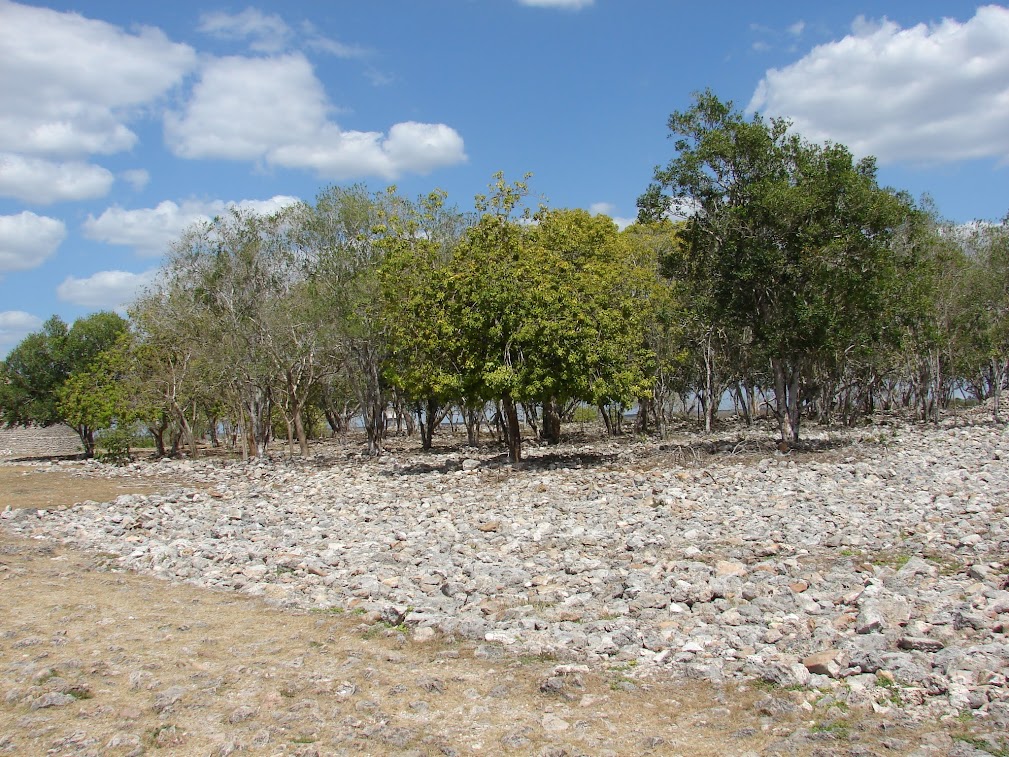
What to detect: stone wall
<box><xmin>0</xmin><ymin>425</ymin><xmax>83</xmax><ymax>459</ymax></box>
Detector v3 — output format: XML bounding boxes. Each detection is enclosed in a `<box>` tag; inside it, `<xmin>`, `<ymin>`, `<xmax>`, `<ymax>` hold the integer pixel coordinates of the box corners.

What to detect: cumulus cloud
<box><xmin>0</xmin><ymin>211</ymin><xmax>66</xmax><ymax>273</ymax></box>
<box><xmin>165</xmin><ymin>53</ymin><xmax>466</xmax><ymax>179</ymax></box>
<box><xmin>56</xmin><ymin>269</ymin><xmax>158</xmax><ymax>309</ymax></box>
<box><xmin>749</xmin><ymin>5</ymin><xmax>1009</xmax><ymax>164</ymax></box>
<box><xmin>82</xmin><ymin>195</ymin><xmax>301</xmax><ymax>257</ymax></box>
<box><xmin>0</xmin><ymin>310</ymin><xmax>43</xmax><ymax>351</ymax></box>
<box><xmin>0</xmin><ymin>0</ymin><xmax>197</xmax><ymax>159</ymax></box>
<box><xmin>0</xmin><ymin>153</ymin><xmax>114</xmax><ymax>204</ymax></box>
<box><xmin>517</xmin><ymin>0</ymin><xmax>594</xmax><ymax>8</ymax></box>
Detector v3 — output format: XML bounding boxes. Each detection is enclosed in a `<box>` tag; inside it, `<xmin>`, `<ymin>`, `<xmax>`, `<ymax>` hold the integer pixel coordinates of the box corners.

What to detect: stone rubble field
<box><xmin>4</xmin><ymin>419</ymin><xmax>1009</xmax><ymax>748</ymax></box>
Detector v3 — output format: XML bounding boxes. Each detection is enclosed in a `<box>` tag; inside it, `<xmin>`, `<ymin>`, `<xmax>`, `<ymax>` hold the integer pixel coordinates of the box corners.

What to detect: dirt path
<box><xmin>0</xmin><ymin>463</ymin><xmax>977</xmax><ymax>756</ymax></box>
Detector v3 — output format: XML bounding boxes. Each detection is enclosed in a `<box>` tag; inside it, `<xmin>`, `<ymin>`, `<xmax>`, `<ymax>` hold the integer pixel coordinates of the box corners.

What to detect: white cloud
<box><xmin>304</xmin><ymin>34</ymin><xmax>370</xmax><ymax>59</ymax></box>
<box><xmin>56</xmin><ymin>269</ymin><xmax>158</xmax><ymax>309</ymax></box>
<box><xmin>120</xmin><ymin>169</ymin><xmax>150</xmax><ymax>191</ymax></box>
<box><xmin>0</xmin><ymin>0</ymin><xmax>197</xmax><ymax>158</ymax></box>
<box><xmin>0</xmin><ymin>211</ymin><xmax>66</xmax><ymax>273</ymax></box>
<box><xmin>198</xmin><ymin>8</ymin><xmax>292</xmax><ymax>53</ymax></box>
<box><xmin>165</xmin><ymin>55</ymin><xmax>328</xmax><ymax>161</ymax></box>
<box><xmin>788</xmin><ymin>20</ymin><xmax>806</xmax><ymax>36</ymax></box>
<box><xmin>82</xmin><ymin>195</ymin><xmax>301</xmax><ymax>257</ymax></box>
<box><xmin>0</xmin><ymin>310</ymin><xmax>43</xmax><ymax>350</ymax></box>
<box><xmin>0</xmin><ymin>153</ymin><xmax>114</xmax><ymax>204</ymax></box>
<box><xmin>517</xmin><ymin>0</ymin><xmax>594</xmax><ymax>8</ymax></box>
<box><xmin>165</xmin><ymin>53</ymin><xmax>466</xmax><ymax>179</ymax></box>
<box><xmin>198</xmin><ymin>9</ymin><xmax>367</xmax><ymax>58</ymax></box>
<box><xmin>749</xmin><ymin>6</ymin><xmax>1009</xmax><ymax>164</ymax></box>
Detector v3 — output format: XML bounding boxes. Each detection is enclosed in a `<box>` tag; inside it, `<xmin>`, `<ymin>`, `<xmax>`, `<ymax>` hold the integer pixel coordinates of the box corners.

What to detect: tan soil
<box><xmin>0</xmin><ymin>464</ymin><xmax>976</xmax><ymax>756</ymax></box>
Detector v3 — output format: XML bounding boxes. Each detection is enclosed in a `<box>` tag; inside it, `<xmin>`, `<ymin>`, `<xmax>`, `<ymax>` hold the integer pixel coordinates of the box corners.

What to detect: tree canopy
<box><xmin>639</xmin><ymin>90</ymin><xmax>916</xmax><ymax>444</ymax></box>
<box><xmin>0</xmin><ymin>311</ymin><xmax>129</xmax><ymax>456</ymax></box>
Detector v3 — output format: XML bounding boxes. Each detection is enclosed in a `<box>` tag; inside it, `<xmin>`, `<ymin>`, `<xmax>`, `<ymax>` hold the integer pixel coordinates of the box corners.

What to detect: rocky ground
<box><xmin>3</xmin><ymin>416</ymin><xmax>1009</xmax><ymax>755</ymax></box>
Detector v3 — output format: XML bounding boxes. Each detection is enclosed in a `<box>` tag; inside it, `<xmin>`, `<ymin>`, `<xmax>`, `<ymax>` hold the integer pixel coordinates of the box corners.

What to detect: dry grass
<box><xmin>0</xmin><ymin>464</ymin><xmax>173</xmax><ymax>511</ymax></box>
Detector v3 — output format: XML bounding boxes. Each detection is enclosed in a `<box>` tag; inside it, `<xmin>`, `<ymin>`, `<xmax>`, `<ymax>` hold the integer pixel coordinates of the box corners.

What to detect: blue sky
<box><xmin>1</xmin><ymin>0</ymin><xmax>1007</xmax><ymax>354</ymax></box>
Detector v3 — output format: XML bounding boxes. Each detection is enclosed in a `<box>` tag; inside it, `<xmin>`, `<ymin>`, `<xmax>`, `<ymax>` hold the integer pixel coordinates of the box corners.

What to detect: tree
<box><xmin>379</xmin><ymin>189</ymin><xmax>471</xmax><ymax>450</ymax></box>
<box><xmin>960</xmin><ymin>219</ymin><xmax>1009</xmax><ymax>420</ymax></box>
<box><xmin>0</xmin><ymin>316</ymin><xmax>70</xmax><ymax>429</ymax></box>
<box><xmin>294</xmin><ymin>185</ymin><xmax>406</xmax><ymax>456</ymax></box>
<box><xmin>57</xmin><ymin>333</ymin><xmax>138</xmax><ymax>453</ymax></box>
<box><xmin>414</xmin><ymin>174</ymin><xmax>656</xmax><ymax>462</ymax></box>
<box><xmin>639</xmin><ymin>90</ymin><xmax>913</xmax><ymax>445</ymax></box>
<box><xmin>129</xmin><ymin>284</ymin><xmax>208</xmax><ymax>457</ymax></box>
<box><xmin>518</xmin><ymin>207</ymin><xmax>656</xmax><ymax>441</ymax></box>
<box><xmin>161</xmin><ymin>211</ymin><xmax>270</xmax><ymax>458</ymax></box>
<box><xmin>0</xmin><ymin>312</ymin><xmax>129</xmax><ymax>456</ymax></box>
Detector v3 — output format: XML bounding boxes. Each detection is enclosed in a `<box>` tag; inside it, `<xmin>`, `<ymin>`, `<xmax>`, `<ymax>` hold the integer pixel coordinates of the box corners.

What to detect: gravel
<box><xmin>4</xmin><ymin>418</ymin><xmax>1009</xmax><ymax>732</ymax></box>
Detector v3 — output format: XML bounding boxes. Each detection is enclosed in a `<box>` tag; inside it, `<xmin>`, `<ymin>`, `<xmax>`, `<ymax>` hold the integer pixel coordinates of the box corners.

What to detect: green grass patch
<box><xmin>952</xmin><ymin>734</ymin><xmax>1009</xmax><ymax>757</ymax></box>
<box><xmin>811</xmin><ymin>720</ymin><xmax>850</xmax><ymax>739</ymax></box>
<box><xmin>609</xmin><ymin>660</ymin><xmax>638</xmax><ymax>672</ymax></box>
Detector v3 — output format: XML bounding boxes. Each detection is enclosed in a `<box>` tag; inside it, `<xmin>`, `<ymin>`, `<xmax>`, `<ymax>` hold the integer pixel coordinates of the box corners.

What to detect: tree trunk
<box><xmin>992</xmin><ymin>357</ymin><xmax>1004</xmax><ymax>423</ymax></box>
<box><xmin>170</xmin><ymin>399</ymin><xmax>198</xmax><ymax>458</ymax></box>
<box><xmin>352</xmin><ymin>343</ymin><xmax>385</xmax><ymax>456</ymax></box>
<box><xmin>150</xmin><ymin>428</ymin><xmax>166</xmax><ymax>457</ymax></box>
<box><xmin>541</xmin><ymin>397</ymin><xmax>562</xmax><ymax>444</ymax></box>
<box><xmin>417</xmin><ymin>397</ymin><xmax>438</xmax><ymax>450</ymax></box>
<box><xmin>635</xmin><ymin>396</ymin><xmax>652</xmax><ymax>434</ymax></box>
<box><xmin>734</xmin><ymin>383</ymin><xmax>751</xmax><ymax>426</ymax></box>
<box><xmin>284</xmin><ymin>415</ymin><xmax>296</xmax><ymax>457</ymax></box>
<box><xmin>324</xmin><ymin>408</ymin><xmax>341</xmax><ymax>436</ymax></box>
<box><xmin>77</xmin><ymin>425</ymin><xmax>95</xmax><ymax>458</ymax></box>
<box><xmin>702</xmin><ymin>334</ymin><xmax>716</xmax><ymax>434</ymax></box>
<box><xmin>294</xmin><ymin>406</ymin><xmax>309</xmax><ymax>456</ymax></box>
<box><xmin>523</xmin><ymin>402</ymin><xmax>539</xmax><ymax>438</ymax></box>
<box><xmin>598</xmin><ymin>402</ymin><xmax>612</xmax><ymax>436</ymax></box>
<box><xmin>237</xmin><ymin>405</ymin><xmax>249</xmax><ymax>461</ymax></box>
<box><xmin>364</xmin><ymin>392</ymin><xmax>385</xmax><ymax>456</ymax></box>
<box><xmin>501</xmin><ymin>396</ymin><xmax>522</xmax><ymax>463</ymax></box>
<box><xmin>464</xmin><ymin>404</ymin><xmax>480</xmax><ymax>447</ymax></box>
<box><xmin>147</xmin><ymin>412</ymin><xmax>169</xmax><ymax>457</ymax></box>
<box><xmin>772</xmin><ymin>357</ymin><xmax>801</xmax><ymax>447</ymax></box>
<box><xmin>243</xmin><ymin>384</ymin><xmax>271</xmax><ymax>458</ymax></box>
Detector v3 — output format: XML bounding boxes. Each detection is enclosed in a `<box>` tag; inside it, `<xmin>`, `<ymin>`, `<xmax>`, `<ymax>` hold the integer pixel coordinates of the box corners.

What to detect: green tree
<box><xmin>379</xmin><ymin>189</ymin><xmax>471</xmax><ymax>450</ymax></box>
<box><xmin>417</xmin><ymin>174</ymin><xmax>656</xmax><ymax>462</ymax></box>
<box><xmin>0</xmin><ymin>316</ymin><xmax>70</xmax><ymax>428</ymax></box>
<box><xmin>639</xmin><ymin>90</ymin><xmax>913</xmax><ymax>445</ymax></box>
<box><xmin>960</xmin><ymin>218</ymin><xmax>1009</xmax><ymax>420</ymax></box>
<box><xmin>0</xmin><ymin>311</ymin><xmax>129</xmax><ymax>456</ymax></box>
<box><xmin>57</xmin><ymin>333</ymin><xmax>137</xmax><ymax>455</ymax></box>
<box><xmin>622</xmin><ymin>221</ymin><xmax>698</xmax><ymax>435</ymax></box>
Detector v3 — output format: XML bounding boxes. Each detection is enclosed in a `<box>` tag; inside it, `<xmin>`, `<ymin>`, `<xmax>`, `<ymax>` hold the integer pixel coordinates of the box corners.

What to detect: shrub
<box><xmin>97</xmin><ymin>427</ymin><xmax>133</xmax><ymax>466</ymax></box>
